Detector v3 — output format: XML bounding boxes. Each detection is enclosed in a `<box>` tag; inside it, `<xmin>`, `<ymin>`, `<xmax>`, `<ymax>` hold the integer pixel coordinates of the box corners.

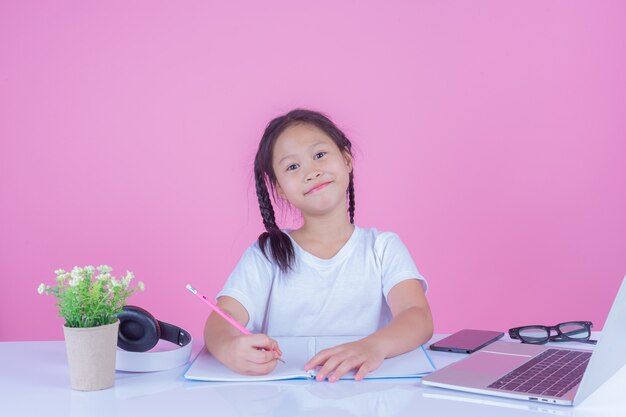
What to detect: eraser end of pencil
<box><xmin>186</xmin><ymin>284</ymin><xmax>196</xmax><ymax>294</ymax></box>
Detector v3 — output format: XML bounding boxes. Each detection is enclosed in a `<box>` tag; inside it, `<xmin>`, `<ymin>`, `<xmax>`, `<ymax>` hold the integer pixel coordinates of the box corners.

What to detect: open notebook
<box><xmin>184</xmin><ymin>335</ymin><xmax>436</xmax><ymax>382</ymax></box>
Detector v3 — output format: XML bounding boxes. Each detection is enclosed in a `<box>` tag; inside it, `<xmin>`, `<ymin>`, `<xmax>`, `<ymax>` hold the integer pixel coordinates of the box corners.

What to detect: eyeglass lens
<box><xmin>518</xmin><ymin>327</ymin><xmax>550</xmax><ymax>343</ymax></box>
<box><xmin>518</xmin><ymin>322</ymin><xmax>589</xmax><ymax>342</ymax></box>
<box><xmin>557</xmin><ymin>323</ymin><xmax>590</xmax><ymax>339</ymax></box>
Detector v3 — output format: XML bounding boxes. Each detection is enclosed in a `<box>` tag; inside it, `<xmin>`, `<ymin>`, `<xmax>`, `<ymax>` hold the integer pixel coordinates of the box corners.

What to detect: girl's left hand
<box><xmin>303</xmin><ymin>339</ymin><xmax>385</xmax><ymax>382</ymax></box>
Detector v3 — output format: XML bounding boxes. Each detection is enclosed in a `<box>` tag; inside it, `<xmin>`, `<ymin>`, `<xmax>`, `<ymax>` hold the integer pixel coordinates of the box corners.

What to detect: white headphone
<box><xmin>116</xmin><ymin>305</ymin><xmax>192</xmax><ymax>372</ymax></box>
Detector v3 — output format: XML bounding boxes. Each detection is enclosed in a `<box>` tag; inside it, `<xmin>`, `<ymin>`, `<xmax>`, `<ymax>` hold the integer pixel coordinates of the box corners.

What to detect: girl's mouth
<box><xmin>305</xmin><ymin>181</ymin><xmax>331</xmax><ymax>195</ymax></box>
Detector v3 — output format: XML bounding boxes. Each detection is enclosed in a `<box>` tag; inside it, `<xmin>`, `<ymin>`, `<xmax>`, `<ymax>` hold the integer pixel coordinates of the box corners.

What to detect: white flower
<box><xmin>110</xmin><ymin>278</ymin><xmax>121</xmax><ymax>288</ymax></box>
<box><xmin>37</xmin><ymin>283</ymin><xmax>46</xmax><ymax>295</ymax></box>
<box><xmin>70</xmin><ymin>266</ymin><xmax>84</xmax><ymax>281</ymax></box>
<box><xmin>138</xmin><ymin>281</ymin><xmax>145</xmax><ymax>291</ymax></box>
<box><xmin>69</xmin><ymin>268</ymin><xmax>85</xmax><ymax>287</ymax></box>
<box><xmin>122</xmin><ymin>271</ymin><xmax>134</xmax><ymax>287</ymax></box>
<box><xmin>84</xmin><ymin>265</ymin><xmax>96</xmax><ymax>274</ymax></box>
<box><xmin>97</xmin><ymin>265</ymin><xmax>112</xmax><ymax>274</ymax></box>
<box><xmin>98</xmin><ymin>272</ymin><xmax>111</xmax><ymax>281</ymax></box>
<box><xmin>54</xmin><ymin>269</ymin><xmax>65</xmax><ymax>276</ymax></box>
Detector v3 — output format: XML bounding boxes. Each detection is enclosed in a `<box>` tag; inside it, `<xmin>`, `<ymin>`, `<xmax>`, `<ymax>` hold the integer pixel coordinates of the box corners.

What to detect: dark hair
<box><xmin>254</xmin><ymin>109</ymin><xmax>355</xmax><ymax>273</ymax></box>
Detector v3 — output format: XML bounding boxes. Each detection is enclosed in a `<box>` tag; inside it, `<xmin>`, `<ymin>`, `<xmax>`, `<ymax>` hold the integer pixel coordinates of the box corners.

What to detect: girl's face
<box><xmin>271</xmin><ymin>123</ymin><xmax>352</xmax><ymax>219</ymax></box>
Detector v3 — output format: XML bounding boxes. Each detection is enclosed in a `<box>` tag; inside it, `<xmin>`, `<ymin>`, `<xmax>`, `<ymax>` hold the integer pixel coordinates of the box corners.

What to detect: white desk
<box><xmin>1</xmin><ymin>335</ymin><xmax>624</xmax><ymax>417</ymax></box>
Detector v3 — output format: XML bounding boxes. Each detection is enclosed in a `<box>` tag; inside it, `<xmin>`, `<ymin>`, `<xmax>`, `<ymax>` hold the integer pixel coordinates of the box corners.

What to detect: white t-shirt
<box><xmin>217</xmin><ymin>226</ymin><xmax>427</xmax><ymax>337</ymax></box>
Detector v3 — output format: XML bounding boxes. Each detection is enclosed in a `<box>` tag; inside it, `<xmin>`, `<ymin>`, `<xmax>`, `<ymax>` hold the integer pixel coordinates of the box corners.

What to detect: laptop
<box><xmin>422</xmin><ymin>275</ymin><xmax>626</xmax><ymax>406</ymax></box>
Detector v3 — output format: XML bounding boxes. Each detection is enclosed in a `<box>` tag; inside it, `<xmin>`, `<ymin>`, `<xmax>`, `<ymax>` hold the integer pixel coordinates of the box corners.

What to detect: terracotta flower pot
<box><xmin>63</xmin><ymin>320</ymin><xmax>119</xmax><ymax>391</ymax></box>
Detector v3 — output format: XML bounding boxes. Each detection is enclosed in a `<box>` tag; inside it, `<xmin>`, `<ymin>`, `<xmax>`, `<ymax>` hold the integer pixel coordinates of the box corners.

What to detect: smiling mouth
<box><xmin>305</xmin><ymin>181</ymin><xmax>332</xmax><ymax>195</ymax></box>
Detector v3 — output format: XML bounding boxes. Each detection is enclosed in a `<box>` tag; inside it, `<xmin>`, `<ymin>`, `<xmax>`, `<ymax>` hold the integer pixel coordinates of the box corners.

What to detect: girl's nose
<box><xmin>306</xmin><ymin>171</ymin><xmax>322</xmax><ymax>182</ymax></box>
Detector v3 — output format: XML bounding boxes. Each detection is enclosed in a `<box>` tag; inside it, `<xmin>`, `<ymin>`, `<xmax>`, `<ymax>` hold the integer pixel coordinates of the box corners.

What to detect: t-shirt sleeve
<box><xmin>216</xmin><ymin>243</ymin><xmax>274</xmax><ymax>333</ymax></box>
<box><xmin>376</xmin><ymin>232</ymin><xmax>428</xmax><ymax>298</ymax></box>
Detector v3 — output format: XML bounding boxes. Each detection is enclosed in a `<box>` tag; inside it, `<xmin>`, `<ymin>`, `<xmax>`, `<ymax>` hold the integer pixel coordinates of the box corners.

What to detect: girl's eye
<box><xmin>314</xmin><ymin>152</ymin><xmax>327</xmax><ymax>160</ymax></box>
<box><xmin>286</xmin><ymin>164</ymin><xmax>299</xmax><ymax>171</ymax></box>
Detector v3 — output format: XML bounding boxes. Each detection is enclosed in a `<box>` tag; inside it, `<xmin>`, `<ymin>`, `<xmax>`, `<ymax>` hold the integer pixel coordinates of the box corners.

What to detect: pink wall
<box><xmin>1</xmin><ymin>1</ymin><xmax>625</xmax><ymax>342</ymax></box>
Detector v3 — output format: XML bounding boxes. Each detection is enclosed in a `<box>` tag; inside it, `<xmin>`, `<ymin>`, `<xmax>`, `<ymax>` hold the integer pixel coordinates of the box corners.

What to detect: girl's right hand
<box><xmin>222</xmin><ymin>333</ymin><xmax>283</xmax><ymax>375</ymax></box>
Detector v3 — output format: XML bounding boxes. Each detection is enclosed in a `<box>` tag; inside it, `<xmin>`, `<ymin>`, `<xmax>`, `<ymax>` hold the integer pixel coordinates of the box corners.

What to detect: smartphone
<box><xmin>429</xmin><ymin>329</ymin><xmax>504</xmax><ymax>354</ymax></box>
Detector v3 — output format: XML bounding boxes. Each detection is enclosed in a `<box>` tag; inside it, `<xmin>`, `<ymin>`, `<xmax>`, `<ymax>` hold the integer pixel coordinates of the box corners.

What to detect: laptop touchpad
<box><xmin>432</xmin><ymin>350</ymin><xmax>532</xmax><ymax>387</ymax></box>
<box><xmin>465</xmin><ymin>351</ymin><xmax>530</xmax><ymax>373</ymax></box>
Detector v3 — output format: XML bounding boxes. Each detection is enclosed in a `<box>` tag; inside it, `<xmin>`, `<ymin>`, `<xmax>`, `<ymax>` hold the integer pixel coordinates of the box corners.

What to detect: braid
<box><xmin>348</xmin><ymin>172</ymin><xmax>355</xmax><ymax>224</ymax></box>
<box><xmin>255</xmin><ymin>173</ymin><xmax>278</xmax><ymax>231</ymax></box>
<box><xmin>254</xmin><ymin>172</ymin><xmax>295</xmax><ymax>273</ymax></box>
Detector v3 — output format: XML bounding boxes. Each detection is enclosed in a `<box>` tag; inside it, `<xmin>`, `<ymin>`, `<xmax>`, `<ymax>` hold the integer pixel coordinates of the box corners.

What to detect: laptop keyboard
<box><xmin>487</xmin><ymin>348</ymin><xmax>592</xmax><ymax>398</ymax></box>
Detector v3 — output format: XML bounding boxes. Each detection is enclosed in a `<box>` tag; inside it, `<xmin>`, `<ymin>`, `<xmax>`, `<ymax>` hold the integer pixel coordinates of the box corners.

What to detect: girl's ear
<box><xmin>343</xmin><ymin>151</ymin><xmax>353</xmax><ymax>173</ymax></box>
<box><xmin>276</xmin><ymin>183</ymin><xmax>286</xmax><ymax>199</ymax></box>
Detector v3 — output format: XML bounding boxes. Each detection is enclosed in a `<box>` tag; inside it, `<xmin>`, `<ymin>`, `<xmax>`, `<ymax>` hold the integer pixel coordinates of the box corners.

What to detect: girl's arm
<box><xmin>304</xmin><ymin>279</ymin><xmax>433</xmax><ymax>382</ymax></box>
<box><xmin>203</xmin><ymin>296</ymin><xmax>282</xmax><ymax>375</ymax></box>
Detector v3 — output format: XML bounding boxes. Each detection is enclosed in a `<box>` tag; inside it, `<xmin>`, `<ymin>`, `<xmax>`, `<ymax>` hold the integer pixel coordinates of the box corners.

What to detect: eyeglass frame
<box><xmin>508</xmin><ymin>321</ymin><xmax>597</xmax><ymax>345</ymax></box>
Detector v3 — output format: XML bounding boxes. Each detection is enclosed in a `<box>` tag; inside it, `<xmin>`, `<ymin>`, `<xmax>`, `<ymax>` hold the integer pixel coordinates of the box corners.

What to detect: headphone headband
<box><xmin>158</xmin><ymin>320</ymin><xmax>192</xmax><ymax>348</ymax></box>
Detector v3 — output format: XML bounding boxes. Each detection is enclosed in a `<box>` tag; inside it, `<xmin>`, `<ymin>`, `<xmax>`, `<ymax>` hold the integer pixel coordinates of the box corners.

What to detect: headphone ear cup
<box><xmin>117</xmin><ymin>305</ymin><xmax>161</xmax><ymax>352</ymax></box>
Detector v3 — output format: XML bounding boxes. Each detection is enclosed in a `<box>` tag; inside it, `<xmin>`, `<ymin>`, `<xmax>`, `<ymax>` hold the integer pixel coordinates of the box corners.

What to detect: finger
<box><xmin>269</xmin><ymin>338</ymin><xmax>280</xmax><ymax>351</ymax></box>
<box><xmin>304</xmin><ymin>347</ymin><xmax>337</xmax><ymax>371</ymax></box>
<box><xmin>246</xmin><ymin>334</ymin><xmax>284</xmax><ymax>361</ymax></box>
<box><xmin>355</xmin><ymin>359</ymin><xmax>382</xmax><ymax>381</ymax></box>
<box><xmin>328</xmin><ymin>357</ymin><xmax>362</xmax><ymax>382</ymax></box>
<box><xmin>246</xmin><ymin>346</ymin><xmax>277</xmax><ymax>364</ymax></box>
<box><xmin>315</xmin><ymin>353</ymin><xmax>348</xmax><ymax>382</ymax></box>
<box><xmin>248</xmin><ymin>333</ymin><xmax>275</xmax><ymax>350</ymax></box>
<box><xmin>354</xmin><ymin>362</ymin><xmax>371</xmax><ymax>381</ymax></box>
<box><xmin>269</xmin><ymin>339</ymin><xmax>283</xmax><ymax>357</ymax></box>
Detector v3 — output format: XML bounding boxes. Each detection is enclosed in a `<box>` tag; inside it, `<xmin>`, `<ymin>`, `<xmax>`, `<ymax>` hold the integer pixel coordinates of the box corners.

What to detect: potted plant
<box><xmin>38</xmin><ymin>265</ymin><xmax>145</xmax><ymax>391</ymax></box>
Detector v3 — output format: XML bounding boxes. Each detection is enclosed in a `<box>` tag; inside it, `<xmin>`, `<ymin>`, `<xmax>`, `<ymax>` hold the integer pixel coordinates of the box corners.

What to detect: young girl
<box><xmin>204</xmin><ymin>109</ymin><xmax>433</xmax><ymax>382</ymax></box>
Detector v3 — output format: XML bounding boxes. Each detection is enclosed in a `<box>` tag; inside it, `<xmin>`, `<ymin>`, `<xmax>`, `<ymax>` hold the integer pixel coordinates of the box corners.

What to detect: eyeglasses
<box><xmin>508</xmin><ymin>321</ymin><xmax>597</xmax><ymax>345</ymax></box>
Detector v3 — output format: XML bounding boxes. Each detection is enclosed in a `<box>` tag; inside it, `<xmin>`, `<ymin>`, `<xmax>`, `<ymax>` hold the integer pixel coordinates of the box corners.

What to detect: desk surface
<box><xmin>1</xmin><ymin>334</ymin><xmax>624</xmax><ymax>417</ymax></box>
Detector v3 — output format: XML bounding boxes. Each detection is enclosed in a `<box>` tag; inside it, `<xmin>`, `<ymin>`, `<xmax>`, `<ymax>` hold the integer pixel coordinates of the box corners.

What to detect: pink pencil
<box><xmin>186</xmin><ymin>284</ymin><xmax>285</xmax><ymax>363</ymax></box>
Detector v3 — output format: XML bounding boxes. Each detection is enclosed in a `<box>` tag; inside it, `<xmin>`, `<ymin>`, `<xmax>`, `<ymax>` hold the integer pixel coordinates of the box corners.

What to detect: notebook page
<box><xmin>313</xmin><ymin>335</ymin><xmax>435</xmax><ymax>380</ymax></box>
<box><xmin>184</xmin><ymin>337</ymin><xmax>313</xmax><ymax>382</ymax></box>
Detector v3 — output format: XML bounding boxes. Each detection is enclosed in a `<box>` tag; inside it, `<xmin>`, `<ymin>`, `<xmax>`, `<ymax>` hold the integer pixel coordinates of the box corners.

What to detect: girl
<box><xmin>204</xmin><ymin>109</ymin><xmax>433</xmax><ymax>382</ymax></box>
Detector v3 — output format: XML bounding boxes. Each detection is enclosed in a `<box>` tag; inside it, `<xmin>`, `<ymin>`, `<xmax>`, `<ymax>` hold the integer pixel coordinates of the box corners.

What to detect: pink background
<box><xmin>1</xmin><ymin>1</ymin><xmax>625</xmax><ymax>342</ymax></box>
